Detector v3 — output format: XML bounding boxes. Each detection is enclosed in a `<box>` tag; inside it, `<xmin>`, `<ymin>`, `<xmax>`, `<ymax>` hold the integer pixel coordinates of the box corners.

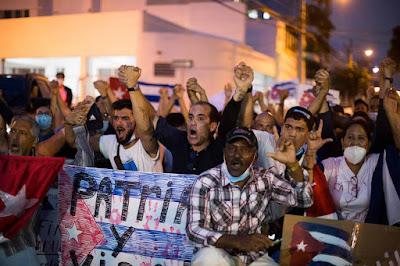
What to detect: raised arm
<box><xmin>173</xmin><ymin>84</ymin><xmax>189</xmax><ymax>122</ymax></box>
<box><xmin>186</xmin><ymin>78</ymin><xmax>208</xmax><ymax>104</ymax></box>
<box><xmin>275</xmin><ymin>89</ymin><xmax>288</xmax><ymax>126</ymax></box>
<box><xmin>384</xmin><ymin>89</ymin><xmax>400</xmax><ymax>150</ymax></box>
<box><xmin>218</xmin><ymin>62</ymin><xmax>254</xmax><ymax>138</ymax></box>
<box><xmin>94</xmin><ymin>80</ymin><xmax>114</xmax><ymax>115</ymax></box>
<box><xmin>119</xmin><ymin>65</ymin><xmax>159</xmax><ymax>158</ymax></box>
<box><xmin>308</xmin><ymin>69</ymin><xmax>330</xmax><ymax>115</ymax></box>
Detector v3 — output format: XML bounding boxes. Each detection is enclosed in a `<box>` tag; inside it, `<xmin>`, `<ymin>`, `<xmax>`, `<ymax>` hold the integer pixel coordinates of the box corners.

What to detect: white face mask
<box><xmin>344</xmin><ymin>146</ymin><xmax>367</xmax><ymax>165</ymax></box>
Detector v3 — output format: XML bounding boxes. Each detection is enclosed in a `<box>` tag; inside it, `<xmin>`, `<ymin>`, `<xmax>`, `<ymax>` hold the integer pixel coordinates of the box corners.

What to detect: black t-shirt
<box><xmin>155</xmin><ymin>117</ymin><xmax>224</xmax><ymax>175</ymax></box>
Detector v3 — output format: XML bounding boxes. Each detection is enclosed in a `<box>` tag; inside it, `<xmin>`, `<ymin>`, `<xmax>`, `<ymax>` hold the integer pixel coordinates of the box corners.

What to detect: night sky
<box><xmin>330</xmin><ymin>0</ymin><xmax>400</xmax><ymax>64</ymax></box>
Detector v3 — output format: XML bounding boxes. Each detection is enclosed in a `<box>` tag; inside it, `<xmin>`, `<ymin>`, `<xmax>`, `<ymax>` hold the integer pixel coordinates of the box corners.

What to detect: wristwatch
<box><xmin>127</xmin><ymin>83</ymin><xmax>139</xmax><ymax>92</ymax></box>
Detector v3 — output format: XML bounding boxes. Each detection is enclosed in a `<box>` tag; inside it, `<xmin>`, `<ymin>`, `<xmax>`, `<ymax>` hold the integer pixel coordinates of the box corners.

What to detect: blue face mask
<box><xmin>221</xmin><ymin>159</ymin><xmax>253</xmax><ymax>184</ymax></box>
<box><xmin>35</xmin><ymin>114</ymin><xmax>52</xmax><ymax>130</ymax></box>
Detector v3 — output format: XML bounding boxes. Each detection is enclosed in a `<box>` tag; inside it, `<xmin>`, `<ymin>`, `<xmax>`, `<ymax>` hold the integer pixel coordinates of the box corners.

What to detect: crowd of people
<box><xmin>0</xmin><ymin>58</ymin><xmax>399</xmax><ymax>265</ymax></box>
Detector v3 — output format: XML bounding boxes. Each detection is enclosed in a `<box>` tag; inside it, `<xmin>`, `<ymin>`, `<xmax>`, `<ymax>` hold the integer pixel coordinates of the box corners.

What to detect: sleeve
<box><xmin>268</xmin><ymin>172</ymin><xmax>313</xmax><ymax>208</ymax></box>
<box><xmin>370</xmin><ymin>99</ymin><xmax>395</xmax><ymax>153</ymax></box>
<box><xmin>99</xmin><ymin>135</ymin><xmax>110</xmax><ymax>159</ymax></box>
<box><xmin>317</xmin><ymin>109</ymin><xmax>342</xmax><ymax>160</ymax></box>
<box><xmin>186</xmin><ymin>176</ymin><xmax>223</xmax><ymax>246</ymax></box>
<box><xmin>154</xmin><ymin>117</ymin><xmax>185</xmax><ymax>151</ymax></box>
<box><xmin>217</xmin><ymin>98</ymin><xmax>242</xmax><ymax>140</ymax></box>
<box><xmin>253</xmin><ymin>130</ymin><xmax>276</xmax><ymax>169</ymax></box>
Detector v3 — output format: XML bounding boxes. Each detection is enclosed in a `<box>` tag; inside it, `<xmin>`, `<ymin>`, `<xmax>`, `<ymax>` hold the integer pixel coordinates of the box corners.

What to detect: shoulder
<box><xmin>194</xmin><ymin>167</ymin><xmax>222</xmax><ymax>188</ymax></box>
<box><xmin>321</xmin><ymin>156</ymin><xmax>343</xmax><ymax>169</ymax></box>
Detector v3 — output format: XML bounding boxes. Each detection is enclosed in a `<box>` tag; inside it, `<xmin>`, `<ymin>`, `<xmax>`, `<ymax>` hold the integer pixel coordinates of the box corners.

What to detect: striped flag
<box><xmin>108</xmin><ymin>77</ymin><xmax>176</xmax><ymax>110</ymax></box>
<box><xmin>289</xmin><ymin>222</ymin><xmax>352</xmax><ymax>265</ymax></box>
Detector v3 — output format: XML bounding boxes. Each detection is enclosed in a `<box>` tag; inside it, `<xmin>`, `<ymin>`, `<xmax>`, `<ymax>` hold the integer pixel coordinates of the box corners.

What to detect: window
<box><xmin>285</xmin><ymin>26</ymin><xmax>298</xmax><ymax>52</ymax></box>
<box><xmin>154</xmin><ymin>63</ymin><xmax>175</xmax><ymax>77</ymax></box>
<box><xmin>0</xmin><ymin>9</ymin><xmax>30</xmax><ymax>19</ymax></box>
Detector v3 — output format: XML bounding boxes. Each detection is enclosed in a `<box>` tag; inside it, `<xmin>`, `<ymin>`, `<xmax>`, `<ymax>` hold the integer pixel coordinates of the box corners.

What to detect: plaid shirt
<box><xmin>186</xmin><ymin>165</ymin><xmax>313</xmax><ymax>264</ymax></box>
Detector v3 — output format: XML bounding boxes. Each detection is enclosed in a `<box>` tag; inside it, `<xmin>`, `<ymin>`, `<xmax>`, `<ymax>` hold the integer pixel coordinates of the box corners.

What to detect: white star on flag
<box><xmin>66</xmin><ymin>223</ymin><xmax>82</xmax><ymax>243</ymax></box>
<box><xmin>113</xmin><ymin>87</ymin><xmax>126</xmax><ymax>99</ymax></box>
<box><xmin>0</xmin><ymin>185</ymin><xmax>38</xmax><ymax>218</ymax></box>
<box><xmin>297</xmin><ymin>240</ymin><xmax>308</xmax><ymax>252</ymax></box>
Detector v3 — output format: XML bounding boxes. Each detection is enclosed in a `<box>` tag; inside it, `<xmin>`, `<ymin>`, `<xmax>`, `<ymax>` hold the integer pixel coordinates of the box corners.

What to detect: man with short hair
<box><xmin>252</xmin><ymin>111</ymin><xmax>276</xmax><ymax>134</ymax></box>
<box><xmin>8</xmin><ymin>115</ymin><xmax>39</xmax><ymax>156</ymax></box>
<box><xmin>92</xmin><ymin>99</ymin><xmax>164</xmax><ymax>172</ymax></box>
<box><xmin>187</xmin><ymin>127</ymin><xmax>314</xmax><ymax>265</ymax></box>
<box><xmin>126</xmin><ymin>62</ymin><xmax>254</xmax><ymax>174</ymax></box>
<box><xmin>354</xmin><ymin>98</ymin><xmax>369</xmax><ymax>114</ymax></box>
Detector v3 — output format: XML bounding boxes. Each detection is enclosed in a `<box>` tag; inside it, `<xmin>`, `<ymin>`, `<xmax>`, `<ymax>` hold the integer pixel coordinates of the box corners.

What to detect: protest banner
<box><xmin>59</xmin><ymin>165</ymin><xmax>197</xmax><ymax>266</ymax></box>
<box><xmin>280</xmin><ymin>214</ymin><xmax>400</xmax><ymax>265</ymax></box>
<box><xmin>35</xmin><ymin>187</ymin><xmax>60</xmax><ymax>266</ymax></box>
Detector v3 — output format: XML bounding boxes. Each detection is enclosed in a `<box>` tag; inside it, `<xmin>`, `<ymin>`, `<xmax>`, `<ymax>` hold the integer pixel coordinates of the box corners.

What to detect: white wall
<box><xmin>52</xmin><ymin>0</ymin><xmax>91</xmax><ymax>14</ymax></box>
<box><xmin>145</xmin><ymin>2</ymin><xmax>246</xmax><ymax>43</ymax></box>
<box><xmin>101</xmin><ymin>0</ymin><xmax>146</xmax><ymax>12</ymax></box>
<box><xmin>138</xmin><ymin>32</ymin><xmax>275</xmax><ymax>99</ymax></box>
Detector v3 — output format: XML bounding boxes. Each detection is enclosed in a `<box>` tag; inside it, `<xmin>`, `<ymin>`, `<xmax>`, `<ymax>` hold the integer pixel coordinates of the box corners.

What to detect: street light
<box><xmin>372</xmin><ymin>66</ymin><xmax>379</xmax><ymax>74</ymax></box>
<box><xmin>364</xmin><ymin>49</ymin><xmax>373</xmax><ymax>57</ymax></box>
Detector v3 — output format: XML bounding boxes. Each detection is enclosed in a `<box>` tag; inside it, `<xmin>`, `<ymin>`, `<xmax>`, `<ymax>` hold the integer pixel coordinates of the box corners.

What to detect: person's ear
<box><xmin>210</xmin><ymin>122</ymin><xmax>218</xmax><ymax>133</ymax></box>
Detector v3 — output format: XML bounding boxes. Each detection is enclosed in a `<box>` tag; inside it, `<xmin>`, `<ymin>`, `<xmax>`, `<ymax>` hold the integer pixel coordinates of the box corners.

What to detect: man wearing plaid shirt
<box><xmin>186</xmin><ymin>127</ymin><xmax>315</xmax><ymax>265</ymax></box>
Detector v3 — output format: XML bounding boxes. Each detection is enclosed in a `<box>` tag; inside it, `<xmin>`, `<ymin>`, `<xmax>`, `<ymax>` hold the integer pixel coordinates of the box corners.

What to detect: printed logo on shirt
<box><xmin>123</xmin><ymin>160</ymin><xmax>138</xmax><ymax>171</ymax></box>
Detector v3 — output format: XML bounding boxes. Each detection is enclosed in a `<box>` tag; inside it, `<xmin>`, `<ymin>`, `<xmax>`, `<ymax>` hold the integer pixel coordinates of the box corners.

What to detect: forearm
<box><xmin>106</xmin><ymin>87</ymin><xmax>118</xmax><ymax>104</ymax></box>
<box><xmin>36</xmin><ymin>130</ymin><xmax>65</xmax><ymax>157</ymax></box>
<box><xmin>178</xmin><ymin>97</ymin><xmax>189</xmax><ymax>122</ymax></box>
<box><xmin>199</xmin><ymin>90</ymin><xmax>208</xmax><ymax>102</ymax></box>
<box><xmin>238</xmin><ymin>93</ymin><xmax>253</xmax><ymax>128</ymax></box>
<box><xmin>308</xmin><ymin>92</ymin><xmax>327</xmax><ymax>115</ymax></box>
<box><xmin>215</xmin><ymin>234</ymin><xmax>241</xmax><ymax>250</ymax></box>
<box><xmin>187</xmin><ymin>90</ymin><xmax>199</xmax><ymax>105</ymax></box>
<box><xmin>129</xmin><ymin>89</ymin><xmax>158</xmax><ymax>156</ymax></box>
<box><xmin>51</xmin><ymin>95</ymin><xmax>64</xmax><ymax>129</ymax></box>
<box><xmin>275</xmin><ymin>102</ymin><xmax>285</xmax><ymax>126</ymax></box>
<box><xmin>57</xmin><ymin>94</ymin><xmax>71</xmax><ymax>117</ymax></box>
<box><xmin>64</xmin><ymin>123</ymin><xmax>76</xmax><ymax>148</ymax></box>
<box><xmin>157</xmin><ymin>95</ymin><xmax>172</xmax><ymax>117</ymax></box>
<box><xmin>387</xmin><ymin>114</ymin><xmax>400</xmax><ymax>149</ymax></box>
<box><xmin>258</xmin><ymin>98</ymin><xmax>268</xmax><ymax>113</ymax></box>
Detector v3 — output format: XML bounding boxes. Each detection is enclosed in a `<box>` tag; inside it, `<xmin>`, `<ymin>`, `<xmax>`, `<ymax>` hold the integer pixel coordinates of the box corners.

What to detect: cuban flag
<box><xmin>306</xmin><ymin>165</ymin><xmax>338</xmax><ymax>220</ymax></box>
<box><xmin>289</xmin><ymin>222</ymin><xmax>353</xmax><ymax>266</ymax></box>
<box><xmin>109</xmin><ymin>77</ymin><xmax>176</xmax><ymax>110</ymax></box>
<box><xmin>269</xmin><ymin>81</ymin><xmax>297</xmax><ymax>103</ymax></box>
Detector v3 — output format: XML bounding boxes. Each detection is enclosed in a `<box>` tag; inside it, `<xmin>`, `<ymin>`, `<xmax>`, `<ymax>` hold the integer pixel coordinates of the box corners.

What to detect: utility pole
<box><xmin>346</xmin><ymin>39</ymin><xmax>354</xmax><ymax>68</ymax></box>
<box><xmin>298</xmin><ymin>0</ymin><xmax>306</xmax><ymax>84</ymax></box>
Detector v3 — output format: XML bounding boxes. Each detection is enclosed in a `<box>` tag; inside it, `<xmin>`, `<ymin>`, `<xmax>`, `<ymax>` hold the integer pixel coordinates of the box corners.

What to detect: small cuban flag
<box><xmin>289</xmin><ymin>222</ymin><xmax>352</xmax><ymax>266</ymax></box>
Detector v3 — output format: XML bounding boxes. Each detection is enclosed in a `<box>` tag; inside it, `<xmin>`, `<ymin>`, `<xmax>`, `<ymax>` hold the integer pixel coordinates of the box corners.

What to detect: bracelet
<box><xmin>287</xmin><ymin>162</ymin><xmax>301</xmax><ymax>172</ymax></box>
<box><xmin>127</xmin><ymin>83</ymin><xmax>139</xmax><ymax>92</ymax></box>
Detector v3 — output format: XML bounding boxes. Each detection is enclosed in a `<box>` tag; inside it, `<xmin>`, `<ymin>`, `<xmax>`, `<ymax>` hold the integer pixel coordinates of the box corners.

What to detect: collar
<box><xmin>220</xmin><ymin>165</ymin><xmax>255</xmax><ymax>188</ymax></box>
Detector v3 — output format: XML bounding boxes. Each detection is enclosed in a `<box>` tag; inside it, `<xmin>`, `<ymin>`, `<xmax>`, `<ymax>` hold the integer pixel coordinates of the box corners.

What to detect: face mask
<box><xmin>35</xmin><ymin>114</ymin><xmax>52</xmax><ymax>130</ymax></box>
<box><xmin>368</xmin><ymin>112</ymin><xmax>378</xmax><ymax>122</ymax></box>
<box><xmin>344</xmin><ymin>146</ymin><xmax>367</xmax><ymax>165</ymax></box>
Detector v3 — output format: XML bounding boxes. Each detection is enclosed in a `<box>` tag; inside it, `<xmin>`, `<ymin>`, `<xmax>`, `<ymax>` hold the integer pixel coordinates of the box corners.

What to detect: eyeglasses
<box><xmin>344</xmin><ymin>176</ymin><xmax>358</xmax><ymax>203</ymax></box>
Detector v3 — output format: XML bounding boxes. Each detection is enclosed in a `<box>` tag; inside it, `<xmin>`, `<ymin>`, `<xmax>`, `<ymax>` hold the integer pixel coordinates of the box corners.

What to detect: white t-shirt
<box><xmin>99</xmin><ymin>134</ymin><xmax>163</xmax><ymax>173</ymax></box>
<box><xmin>253</xmin><ymin>129</ymin><xmax>276</xmax><ymax>170</ymax></box>
<box><xmin>322</xmin><ymin>154</ymin><xmax>379</xmax><ymax>222</ymax></box>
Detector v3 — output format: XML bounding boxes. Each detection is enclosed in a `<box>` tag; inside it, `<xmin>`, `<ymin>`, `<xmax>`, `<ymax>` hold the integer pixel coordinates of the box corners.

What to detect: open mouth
<box><xmin>189</xmin><ymin>128</ymin><xmax>197</xmax><ymax>137</ymax></box>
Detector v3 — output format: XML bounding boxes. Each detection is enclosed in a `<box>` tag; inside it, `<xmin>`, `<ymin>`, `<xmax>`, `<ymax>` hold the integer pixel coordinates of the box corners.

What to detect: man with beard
<box><xmin>186</xmin><ymin>127</ymin><xmax>315</xmax><ymax>265</ymax></box>
<box><xmin>124</xmin><ymin>62</ymin><xmax>254</xmax><ymax>175</ymax></box>
<box><xmin>86</xmin><ymin>64</ymin><xmax>166</xmax><ymax>172</ymax></box>
<box><xmin>92</xmin><ymin>99</ymin><xmax>163</xmax><ymax>172</ymax></box>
